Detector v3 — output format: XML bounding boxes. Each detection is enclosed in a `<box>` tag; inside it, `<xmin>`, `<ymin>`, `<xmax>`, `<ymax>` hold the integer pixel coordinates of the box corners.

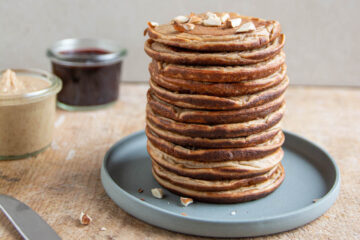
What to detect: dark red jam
<box><xmin>51</xmin><ymin>48</ymin><xmax>122</xmax><ymax>107</ymax></box>
<box><xmin>59</xmin><ymin>48</ymin><xmax>110</xmax><ymax>55</ymax></box>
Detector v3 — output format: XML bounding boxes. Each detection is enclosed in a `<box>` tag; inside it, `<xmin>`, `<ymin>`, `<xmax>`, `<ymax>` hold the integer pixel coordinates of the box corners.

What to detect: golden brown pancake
<box><xmin>148</xmin><ymin>90</ymin><xmax>285</xmax><ymax>124</ymax></box>
<box><xmin>146</xmin><ymin>13</ymin><xmax>281</xmax><ymax>52</ymax></box>
<box><xmin>151</xmin><ymin>51</ymin><xmax>285</xmax><ymax>82</ymax></box>
<box><xmin>150</xmin><ymin>76</ymin><xmax>289</xmax><ymax>110</ymax></box>
<box><xmin>146</xmin><ymin>127</ymin><xmax>284</xmax><ymax>161</ymax></box>
<box><xmin>152</xmin><ymin>164</ymin><xmax>285</xmax><ymax>203</ymax></box>
<box><xmin>144</xmin><ymin>34</ymin><xmax>285</xmax><ymax>66</ymax></box>
<box><xmin>152</xmin><ymin>161</ymin><xmax>279</xmax><ymax>192</ymax></box>
<box><xmin>147</xmin><ymin>120</ymin><xmax>281</xmax><ymax>149</ymax></box>
<box><xmin>150</xmin><ymin>64</ymin><xmax>287</xmax><ymax>97</ymax></box>
<box><xmin>148</xmin><ymin>141</ymin><xmax>284</xmax><ymax>180</ymax></box>
<box><xmin>146</xmin><ymin>104</ymin><xmax>284</xmax><ymax>138</ymax></box>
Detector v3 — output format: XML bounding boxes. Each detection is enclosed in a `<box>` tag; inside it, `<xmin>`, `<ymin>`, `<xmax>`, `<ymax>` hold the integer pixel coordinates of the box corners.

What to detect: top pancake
<box><xmin>144</xmin><ymin>34</ymin><xmax>285</xmax><ymax>66</ymax></box>
<box><xmin>146</xmin><ymin>13</ymin><xmax>281</xmax><ymax>52</ymax></box>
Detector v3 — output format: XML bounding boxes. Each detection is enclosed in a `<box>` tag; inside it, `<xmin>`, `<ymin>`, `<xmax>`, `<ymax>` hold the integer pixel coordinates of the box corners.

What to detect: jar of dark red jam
<box><xmin>47</xmin><ymin>38</ymin><xmax>127</xmax><ymax>111</ymax></box>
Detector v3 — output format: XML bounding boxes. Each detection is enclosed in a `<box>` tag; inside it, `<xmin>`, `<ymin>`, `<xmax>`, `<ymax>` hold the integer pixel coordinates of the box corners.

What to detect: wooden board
<box><xmin>0</xmin><ymin>84</ymin><xmax>359</xmax><ymax>240</ymax></box>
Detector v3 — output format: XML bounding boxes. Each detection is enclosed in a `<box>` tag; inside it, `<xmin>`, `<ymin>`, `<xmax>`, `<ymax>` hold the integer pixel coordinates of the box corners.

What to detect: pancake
<box><xmin>146</xmin><ymin>13</ymin><xmax>281</xmax><ymax>52</ymax></box>
<box><xmin>146</xmin><ymin>104</ymin><xmax>284</xmax><ymax>138</ymax></box>
<box><xmin>151</xmin><ymin>51</ymin><xmax>285</xmax><ymax>82</ymax></box>
<box><xmin>152</xmin><ymin>164</ymin><xmax>285</xmax><ymax>203</ymax></box>
<box><xmin>150</xmin><ymin>76</ymin><xmax>289</xmax><ymax>110</ymax></box>
<box><xmin>146</xmin><ymin>127</ymin><xmax>284</xmax><ymax>161</ymax></box>
<box><xmin>148</xmin><ymin>142</ymin><xmax>283</xmax><ymax>180</ymax></box>
<box><xmin>150</xmin><ymin>63</ymin><xmax>287</xmax><ymax>97</ymax></box>
<box><xmin>144</xmin><ymin>34</ymin><xmax>285</xmax><ymax>66</ymax></box>
<box><xmin>148</xmin><ymin>90</ymin><xmax>285</xmax><ymax>124</ymax></box>
<box><xmin>147</xmin><ymin>120</ymin><xmax>281</xmax><ymax>149</ymax></box>
<box><xmin>152</xmin><ymin>161</ymin><xmax>279</xmax><ymax>192</ymax></box>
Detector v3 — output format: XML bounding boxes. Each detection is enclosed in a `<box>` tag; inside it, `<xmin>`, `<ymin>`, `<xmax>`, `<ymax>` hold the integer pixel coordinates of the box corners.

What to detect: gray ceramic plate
<box><xmin>101</xmin><ymin>130</ymin><xmax>340</xmax><ymax>238</ymax></box>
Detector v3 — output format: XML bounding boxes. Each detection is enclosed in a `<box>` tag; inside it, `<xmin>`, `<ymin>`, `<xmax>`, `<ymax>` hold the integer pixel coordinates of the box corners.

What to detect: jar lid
<box><xmin>47</xmin><ymin>38</ymin><xmax>127</xmax><ymax>66</ymax></box>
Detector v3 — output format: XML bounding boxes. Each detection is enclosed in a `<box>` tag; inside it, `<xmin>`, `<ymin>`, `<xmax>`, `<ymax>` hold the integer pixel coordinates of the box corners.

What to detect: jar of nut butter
<box><xmin>0</xmin><ymin>69</ymin><xmax>62</xmax><ymax>160</ymax></box>
<box><xmin>47</xmin><ymin>38</ymin><xmax>127</xmax><ymax>111</ymax></box>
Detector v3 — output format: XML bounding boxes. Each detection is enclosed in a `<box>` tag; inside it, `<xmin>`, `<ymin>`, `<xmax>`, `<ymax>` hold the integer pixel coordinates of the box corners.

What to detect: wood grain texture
<box><xmin>0</xmin><ymin>84</ymin><xmax>359</xmax><ymax>240</ymax></box>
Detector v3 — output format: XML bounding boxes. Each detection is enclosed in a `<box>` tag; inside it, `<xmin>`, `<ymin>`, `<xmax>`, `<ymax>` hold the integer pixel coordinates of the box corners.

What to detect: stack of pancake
<box><xmin>144</xmin><ymin>12</ymin><xmax>287</xmax><ymax>203</ymax></box>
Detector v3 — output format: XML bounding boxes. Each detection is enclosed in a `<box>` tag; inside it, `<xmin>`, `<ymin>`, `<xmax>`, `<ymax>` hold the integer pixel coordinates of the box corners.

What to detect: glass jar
<box><xmin>47</xmin><ymin>38</ymin><xmax>127</xmax><ymax>111</ymax></box>
<box><xmin>0</xmin><ymin>69</ymin><xmax>62</xmax><ymax>160</ymax></box>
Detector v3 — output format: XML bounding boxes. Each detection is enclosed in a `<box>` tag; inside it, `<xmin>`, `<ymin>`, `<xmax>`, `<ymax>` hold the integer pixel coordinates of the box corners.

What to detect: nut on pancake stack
<box><xmin>144</xmin><ymin>12</ymin><xmax>288</xmax><ymax>203</ymax></box>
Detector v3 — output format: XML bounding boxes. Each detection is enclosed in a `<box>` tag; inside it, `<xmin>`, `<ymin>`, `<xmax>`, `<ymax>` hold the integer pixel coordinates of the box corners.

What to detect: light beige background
<box><xmin>0</xmin><ymin>0</ymin><xmax>359</xmax><ymax>86</ymax></box>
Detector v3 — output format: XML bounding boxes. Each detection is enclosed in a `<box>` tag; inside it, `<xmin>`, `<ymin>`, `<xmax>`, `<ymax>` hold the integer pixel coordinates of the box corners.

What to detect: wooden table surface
<box><xmin>0</xmin><ymin>83</ymin><xmax>359</xmax><ymax>240</ymax></box>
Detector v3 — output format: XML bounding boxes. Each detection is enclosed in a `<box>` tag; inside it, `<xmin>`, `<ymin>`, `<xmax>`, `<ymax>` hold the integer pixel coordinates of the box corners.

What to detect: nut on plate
<box><xmin>79</xmin><ymin>212</ymin><xmax>92</xmax><ymax>225</ymax></box>
<box><xmin>151</xmin><ymin>188</ymin><xmax>164</xmax><ymax>199</ymax></box>
<box><xmin>180</xmin><ymin>197</ymin><xmax>194</xmax><ymax>207</ymax></box>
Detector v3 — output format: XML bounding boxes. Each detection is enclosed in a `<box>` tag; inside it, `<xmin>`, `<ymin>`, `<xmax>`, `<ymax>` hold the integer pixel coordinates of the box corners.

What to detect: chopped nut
<box><xmin>173</xmin><ymin>15</ymin><xmax>189</xmax><ymax>23</ymax></box>
<box><xmin>180</xmin><ymin>197</ymin><xmax>193</xmax><ymax>206</ymax></box>
<box><xmin>79</xmin><ymin>212</ymin><xmax>92</xmax><ymax>225</ymax></box>
<box><xmin>147</xmin><ymin>21</ymin><xmax>159</xmax><ymax>28</ymax></box>
<box><xmin>173</xmin><ymin>21</ymin><xmax>186</xmax><ymax>32</ymax></box>
<box><xmin>226</xmin><ymin>18</ymin><xmax>242</xmax><ymax>28</ymax></box>
<box><xmin>183</xmin><ymin>23</ymin><xmax>195</xmax><ymax>31</ymax></box>
<box><xmin>151</xmin><ymin>188</ymin><xmax>164</xmax><ymax>199</ymax></box>
<box><xmin>173</xmin><ymin>21</ymin><xmax>195</xmax><ymax>32</ymax></box>
<box><xmin>204</xmin><ymin>17</ymin><xmax>222</xmax><ymax>26</ymax></box>
<box><xmin>206</xmin><ymin>12</ymin><xmax>218</xmax><ymax>19</ymax></box>
<box><xmin>189</xmin><ymin>16</ymin><xmax>203</xmax><ymax>24</ymax></box>
<box><xmin>236</xmin><ymin>22</ymin><xmax>256</xmax><ymax>33</ymax></box>
<box><xmin>220</xmin><ymin>13</ymin><xmax>230</xmax><ymax>23</ymax></box>
<box><xmin>138</xmin><ymin>188</ymin><xmax>144</xmax><ymax>193</ymax></box>
<box><xmin>204</xmin><ymin>12</ymin><xmax>222</xmax><ymax>26</ymax></box>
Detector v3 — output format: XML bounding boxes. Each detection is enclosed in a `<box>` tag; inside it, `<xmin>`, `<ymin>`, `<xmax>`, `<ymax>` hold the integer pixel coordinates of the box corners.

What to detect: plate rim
<box><xmin>101</xmin><ymin>130</ymin><xmax>340</xmax><ymax>232</ymax></box>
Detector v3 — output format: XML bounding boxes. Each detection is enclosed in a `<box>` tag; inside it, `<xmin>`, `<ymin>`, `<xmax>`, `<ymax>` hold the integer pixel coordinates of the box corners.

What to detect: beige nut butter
<box><xmin>0</xmin><ymin>69</ymin><xmax>62</xmax><ymax>159</ymax></box>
